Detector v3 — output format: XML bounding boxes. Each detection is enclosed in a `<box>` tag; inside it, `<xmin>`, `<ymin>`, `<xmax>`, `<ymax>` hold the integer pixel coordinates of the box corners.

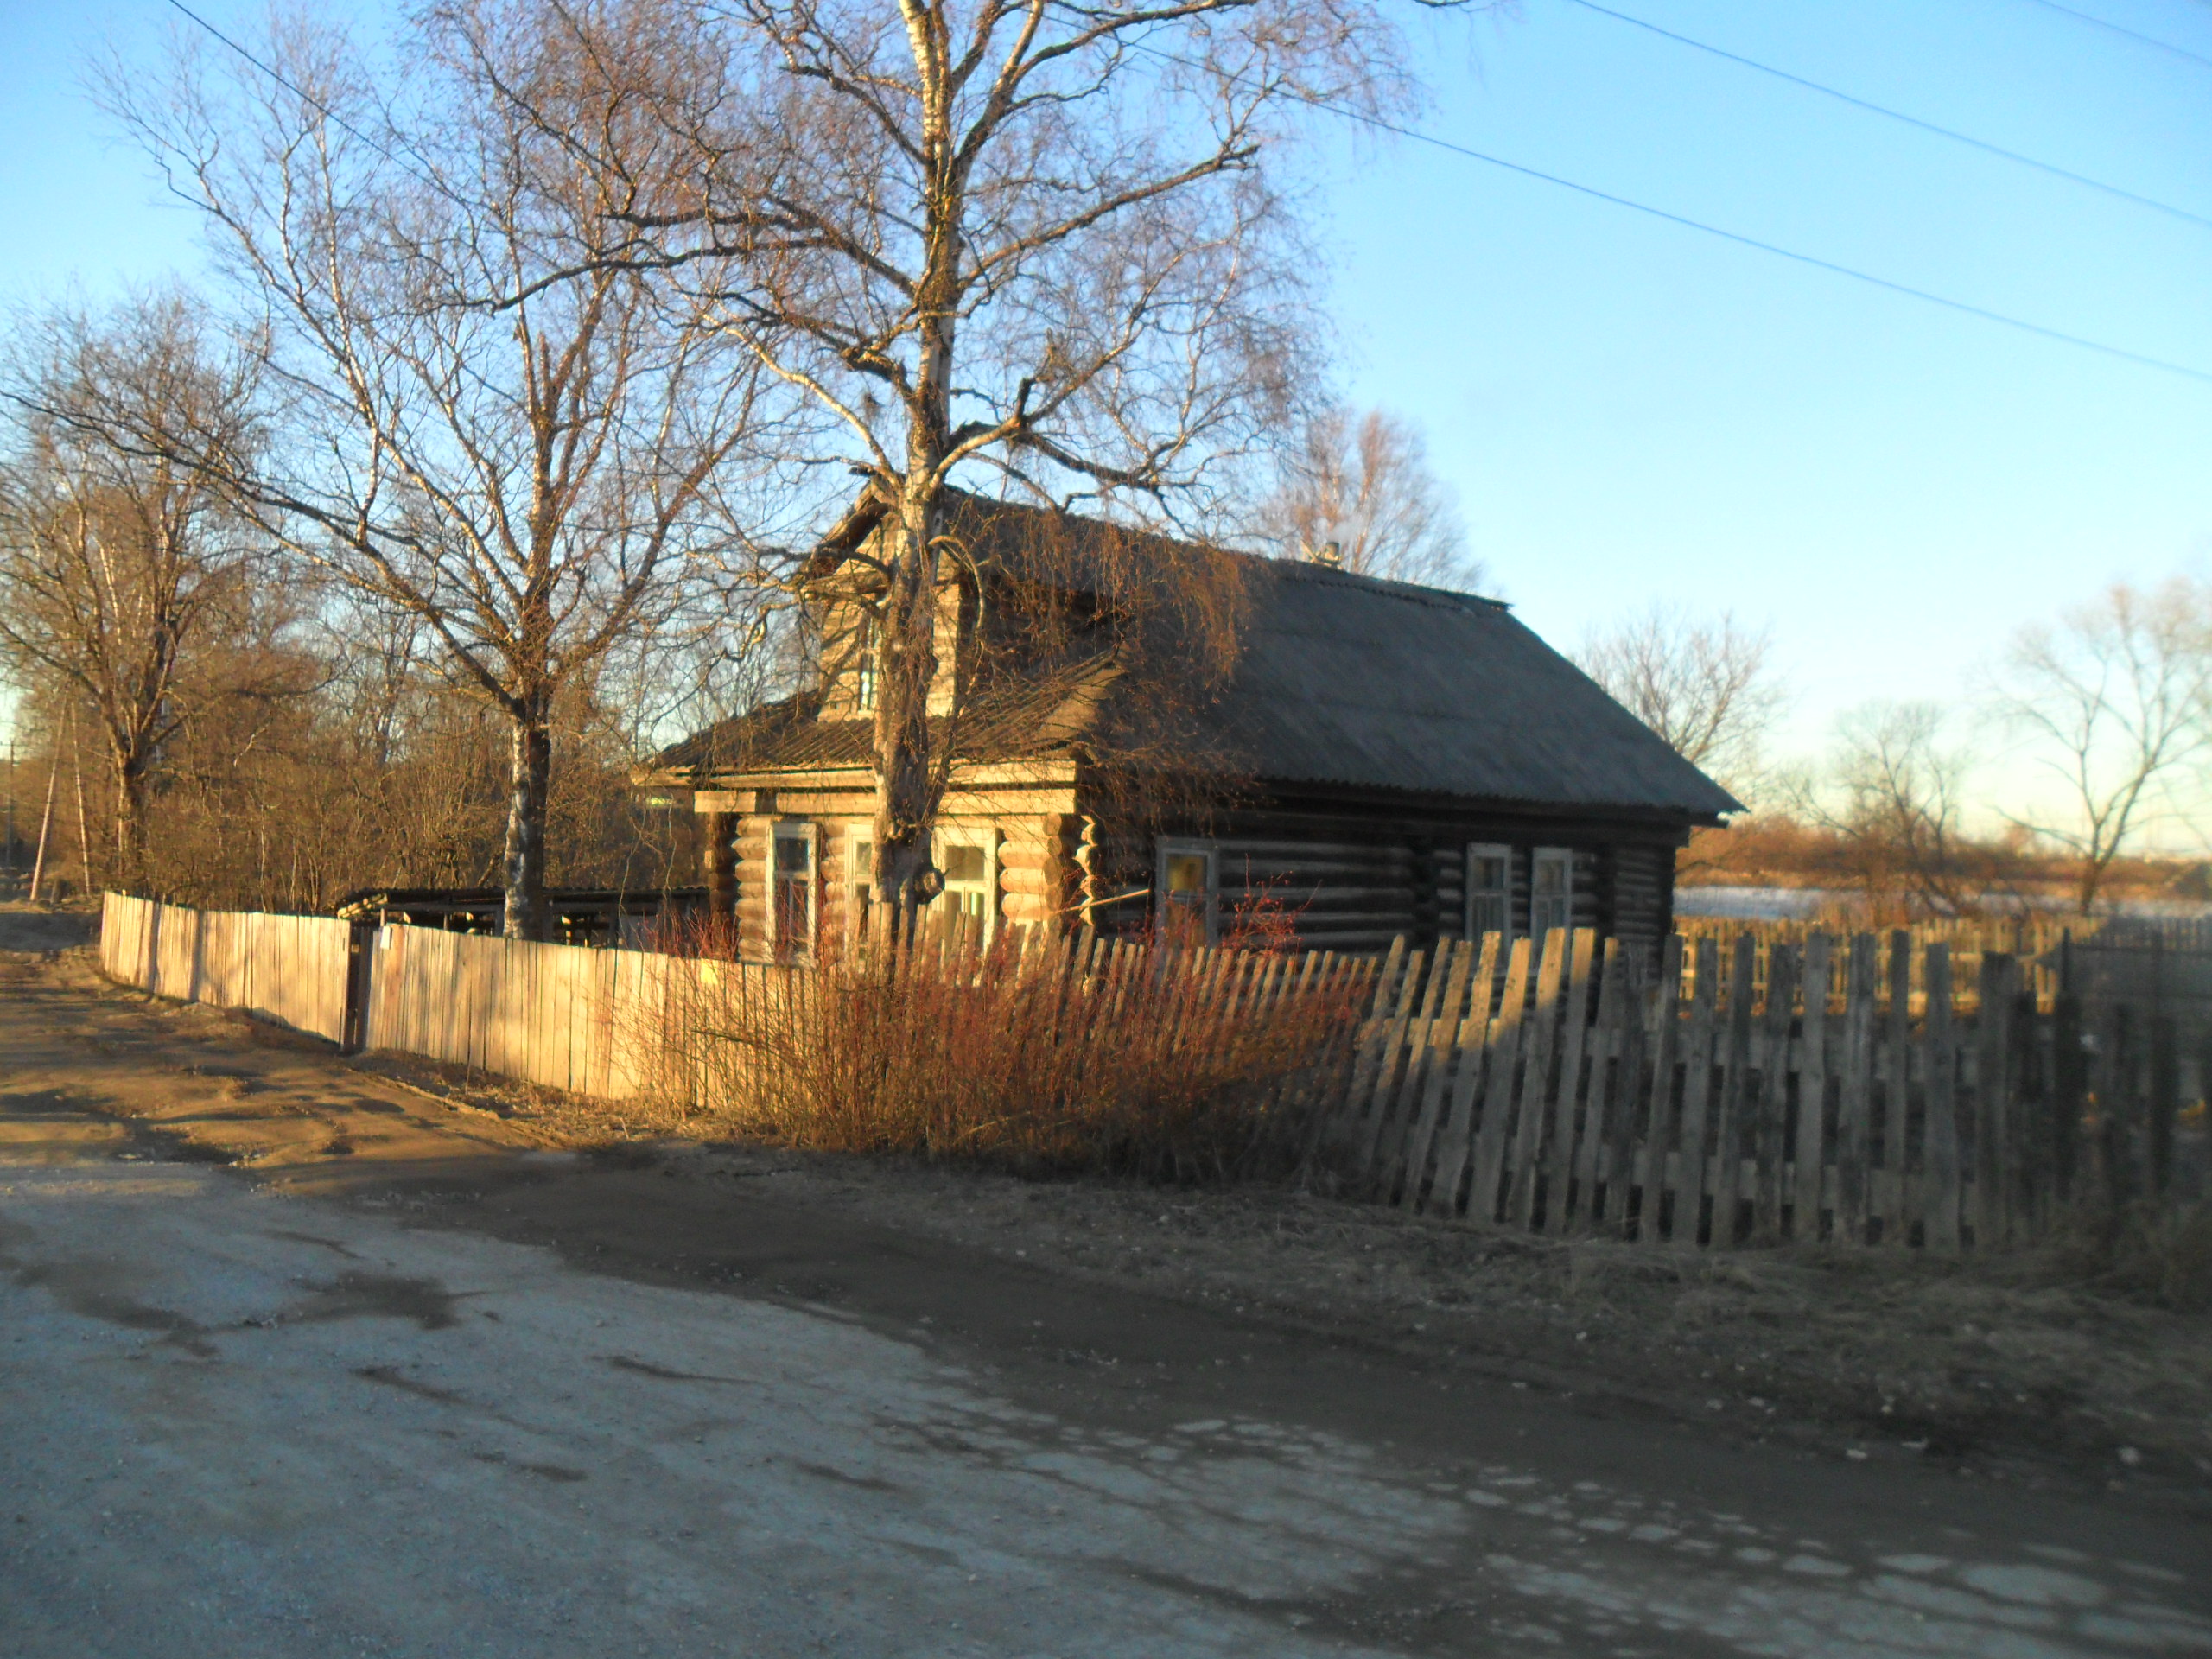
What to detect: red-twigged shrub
<box><xmin>639</xmin><ymin>907</ymin><xmax>742</xmax><ymax>962</ymax></box>
<box><xmin>655</xmin><ymin>919</ymin><xmax>1370</xmax><ymax>1181</ymax></box>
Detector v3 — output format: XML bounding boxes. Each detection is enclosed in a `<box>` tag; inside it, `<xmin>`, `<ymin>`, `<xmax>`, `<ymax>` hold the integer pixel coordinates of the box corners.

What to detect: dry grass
<box><xmin>2047</xmin><ymin>1200</ymin><xmax>2212</xmax><ymax>1315</ymax></box>
<box><xmin>651</xmin><ymin>921</ymin><xmax>1369</xmax><ymax>1180</ymax></box>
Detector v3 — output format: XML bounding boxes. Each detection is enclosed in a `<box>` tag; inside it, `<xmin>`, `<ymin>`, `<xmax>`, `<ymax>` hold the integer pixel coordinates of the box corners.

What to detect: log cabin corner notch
<box><xmin>638</xmin><ymin>487</ymin><xmax>1741</xmax><ymax>958</ymax></box>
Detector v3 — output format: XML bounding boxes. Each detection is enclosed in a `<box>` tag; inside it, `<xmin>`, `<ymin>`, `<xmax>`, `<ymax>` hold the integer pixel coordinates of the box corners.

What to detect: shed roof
<box><xmin>660</xmin><ymin>493</ymin><xmax>1740</xmax><ymax>820</ymax></box>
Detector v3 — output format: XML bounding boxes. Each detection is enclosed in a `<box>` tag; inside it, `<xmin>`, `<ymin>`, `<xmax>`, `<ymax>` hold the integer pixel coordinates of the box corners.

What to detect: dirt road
<box><xmin>3</xmin><ymin>913</ymin><xmax>2208</xmax><ymax>1656</ymax></box>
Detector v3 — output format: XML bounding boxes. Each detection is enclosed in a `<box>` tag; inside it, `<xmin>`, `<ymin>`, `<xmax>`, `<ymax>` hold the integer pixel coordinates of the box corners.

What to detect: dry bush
<box><xmin>2051</xmin><ymin>1200</ymin><xmax>2212</xmax><ymax>1314</ymax></box>
<box><xmin>655</xmin><ymin>924</ymin><xmax>1368</xmax><ymax>1182</ymax></box>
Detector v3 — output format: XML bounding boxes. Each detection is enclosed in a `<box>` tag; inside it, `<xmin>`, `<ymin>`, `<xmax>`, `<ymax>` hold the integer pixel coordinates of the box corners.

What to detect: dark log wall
<box><xmin>706</xmin><ymin>788</ymin><xmax>1694</xmax><ymax>957</ymax></box>
<box><xmin>1608</xmin><ymin>842</ymin><xmax>1675</xmax><ymax>956</ymax></box>
<box><xmin>1216</xmin><ymin>838</ymin><xmax>1419</xmax><ymax>953</ymax></box>
<box><xmin>1090</xmin><ymin>801</ymin><xmax>1689</xmax><ymax>954</ymax></box>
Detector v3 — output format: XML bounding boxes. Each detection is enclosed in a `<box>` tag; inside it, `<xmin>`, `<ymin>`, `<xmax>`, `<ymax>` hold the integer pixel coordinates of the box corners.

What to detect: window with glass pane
<box><xmin>849</xmin><ymin>835</ymin><xmax>874</xmax><ymax>936</ymax></box>
<box><xmin>1531</xmin><ymin>847</ymin><xmax>1573</xmax><ymax>938</ymax></box>
<box><xmin>772</xmin><ymin>829</ymin><xmax>813</xmax><ymax>951</ymax></box>
<box><xmin>1158</xmin><ymin>844</ymin><xmax>1214</xmax><ymax>944</ymax></box>
<box><xmin>941</xmin><ymin>841</ymin><xmax>989</xmax><ymax>922</ymax></box>
<box><xmin>1465</xmin><ymin>842</ymin><xmax>1510</xmax><ymax>940</ymax></box>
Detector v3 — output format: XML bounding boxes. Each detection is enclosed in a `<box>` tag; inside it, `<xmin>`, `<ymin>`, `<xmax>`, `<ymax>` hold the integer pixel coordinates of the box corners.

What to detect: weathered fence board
<box><xmin>102</xmin><ymin>893</ymin><xmax>352</xmax><ymax>1045</ymax></box>
<box><xmin>1320</xmin><ymin>925</ymin><xmax>2209</xmax><ymax>1250</ymax></box>
<box><xmin>99</xmin><ymin>893</ymin><xmax>2208</xmax><ymax>1248</ymax></box>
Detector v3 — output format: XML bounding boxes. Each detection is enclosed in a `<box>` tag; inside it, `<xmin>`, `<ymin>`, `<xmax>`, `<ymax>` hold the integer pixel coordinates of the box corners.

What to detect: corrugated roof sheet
<box><xmin>1211</xmin><ymin>558</ymin><xmax>1739</xmax><ymax>814</ymax></box>
<box><xmin>658</xmin><ymin>494</ymin><xmax>1740</xmax><ymax>820</ymax></box>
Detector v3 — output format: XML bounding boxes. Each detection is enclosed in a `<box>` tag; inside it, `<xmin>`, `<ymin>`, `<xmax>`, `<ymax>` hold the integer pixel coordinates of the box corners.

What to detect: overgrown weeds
<box><xmin>651</xmin><ymin>920</ymin><xmax>1370</xmax><ymax>1181</ymax></box>
<box><xmin>2052</xmin><ymin>1200</ymin><xmax>2212</xmax><ymax>1313</ymax></box>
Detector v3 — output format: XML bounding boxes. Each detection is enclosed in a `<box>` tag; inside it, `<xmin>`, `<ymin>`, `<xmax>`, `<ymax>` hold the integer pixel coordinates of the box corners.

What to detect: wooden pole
<box><xmin>26</xmin><ymin>735</ymin><xmax>58</xmax><ymax>903</ymax></box>
<box><xmin>70</xmin><ymin>715</ymin><xmax>92</xmax><ymax>897</ymax></box>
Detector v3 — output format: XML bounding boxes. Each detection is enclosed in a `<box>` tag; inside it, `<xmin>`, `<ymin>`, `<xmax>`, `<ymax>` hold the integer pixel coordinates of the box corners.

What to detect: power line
<box><xmin>177</xmin><ymin>0</ymin><xmax>2212</xmax><ymax>393</ymax></box>
<box><xmin>163</xmin><ymin>0</ymin><xmax>466</xmax><ymax>209</ymax></box>
<box><xmin>1567</xmin><ymin>0</ymin><xmax>2212</xmax><ymax>232</ymax></box>
<box><xmin>2017</xmin><ymin>0</ymin><xmax>2212</xmax><ymax>70</ymax></box>
<box><xmin>1224</xmin><ymin>68</ymin><xmax>2212</xmax><ymax>387</ymax></box>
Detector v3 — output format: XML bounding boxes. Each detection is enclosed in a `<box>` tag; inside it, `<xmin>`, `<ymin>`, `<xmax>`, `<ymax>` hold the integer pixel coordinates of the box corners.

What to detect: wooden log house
<box><xmin>640</xmin><ymin>489</ymin><xmax>1739</xmax><ymax>959</ymax></box>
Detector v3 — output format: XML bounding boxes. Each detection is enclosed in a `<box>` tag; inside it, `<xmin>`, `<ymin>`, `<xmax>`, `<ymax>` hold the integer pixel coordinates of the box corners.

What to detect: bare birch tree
<box><xmin>1990</xmin><ymin>576</ymin><xmax>2212</xmax><ymax>914</ymax></box>
<box><xmin>1255</xmin><ymin>404</ymin><xmax>1481</xmax><ymax>588</ymax></box>
<box><xmin>480</xmin><ymin>0</ymin><xmax>1471</xmax><ymax>915</ymax></box>
<box><xmin>107</xmin><ymin>7</ymin><xmax>780</xmax><ymax>937</ymax></box>
<box><xmin>0</xmin><ymin>296</ymin><xmax>279</xmax><ymax>892</ymax></box>
<box><xmin>1796</xmin><ymin>700</ymin><xmax>1980</xmax><ymax>918</ymax></box>
<box><xmin>1575</xmin><ymin>604</ymin><xmax>1782</xmax><ymax>803</ymax></box>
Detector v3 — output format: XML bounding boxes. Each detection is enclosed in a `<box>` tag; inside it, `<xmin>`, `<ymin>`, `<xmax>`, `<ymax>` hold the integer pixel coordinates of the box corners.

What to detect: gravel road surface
<box><xmin>2</xmin><ymin>911</ymin><xmax>2207</xmax><ymax>1656</ymax></box>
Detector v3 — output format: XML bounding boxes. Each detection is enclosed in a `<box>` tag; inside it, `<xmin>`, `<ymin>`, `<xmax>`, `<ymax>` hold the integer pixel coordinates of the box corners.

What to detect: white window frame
<box><xmin>768</xmin><ymin>821</ymin><xmax>819</xmax><ymax>956</ymax></box>
<box><xmin>1465</xmin><ymin>842</ymin><xmax>1512</xmax><ymax>942</ymax></box>
<box><xmin>847</xmin><ymin>825</ymin><xmax>875</xmax><ymax>944</ymax></box>
<box><xmin>1531</xmin><ymin>845</ymin><xmax>1573</xmax><ymax>940</ymax></box>
<box><xmin>1155</xmin><ymin>839</ymin><xmax>1218</xmax><ymax>945</ymax></box>
<box><xmin>934</xmin><ymin>827</ymin><xmax>999</xmax><ymax>944</ymax></box>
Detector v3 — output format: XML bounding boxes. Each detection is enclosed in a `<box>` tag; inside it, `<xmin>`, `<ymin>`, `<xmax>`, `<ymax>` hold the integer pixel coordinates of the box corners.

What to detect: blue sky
<box><xmin>4</xmin><ymin>0</ymin><xmax>2210</xmax><ymax>829</ymax></box>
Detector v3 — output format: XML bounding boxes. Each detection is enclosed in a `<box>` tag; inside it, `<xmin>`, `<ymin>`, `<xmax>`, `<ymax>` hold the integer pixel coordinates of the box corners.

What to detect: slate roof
<box><xmin>657</xmin><ymin>493</ymin><xmax>1740</xmax><ymax>820</ymax></box>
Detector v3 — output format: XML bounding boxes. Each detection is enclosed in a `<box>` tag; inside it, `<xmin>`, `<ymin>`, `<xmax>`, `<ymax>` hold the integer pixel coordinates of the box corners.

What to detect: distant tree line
<box><xmin>1576</xmin><ymin>579</ymin><xmax>2212</xmax><ymax>920</ymax></box>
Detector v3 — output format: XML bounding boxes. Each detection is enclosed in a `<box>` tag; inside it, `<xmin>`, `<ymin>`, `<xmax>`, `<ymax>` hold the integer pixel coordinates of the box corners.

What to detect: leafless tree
<box><xmin>1573</xmin><ymin>605</ymin><xmax>1782</xmax><ymax>802</ymax></box>
<box><xmin>1989</xmin><ymin>576</ymin><xmax>2212</xmax><ymax>915</ymax></box>
<box><xmin>105</xmin><ymin>6</ymin><xmax>783</xmax><ymax>937</ymax></box>
<box><xmin>1254</xmin><ymin>404</ymin><xmax>1481</xmax><ymax>589</ymax></box>
<box><xmin>484</xmin><ymin>0</ymin><xmax>1488</xmax><ymax>915</ymax></box>
<box><xmin>0</xmin><ymin>296</ymin><xmax>287</xmax><ymax>892</ymax></box>
<box><xmin>1795</xmin><ymin>700</ymin><xmax>1981</xmax><ymax>918</ymax></box>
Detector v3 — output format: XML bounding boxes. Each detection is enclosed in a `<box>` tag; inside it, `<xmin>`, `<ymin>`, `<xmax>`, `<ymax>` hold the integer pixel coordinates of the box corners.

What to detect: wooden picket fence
<box><xmin>364</xmin><ymin>923</ymin><xmax>729</xmax><ymax>1098</ymax></box>
<box><xmin>97</xmin><ymin>894</ymin><xmax>2208</xmax><ymax>1249</ymax></box>
<box><xmin>100</xmin><ymin>893</ymin><xmax>353</xmax><ymax>1046</ymax></box>
<box><xmin>101</xmin><ymin>893</ymin><xmax>785</xmax><ymax>1101</ymax></box>
<box><xmin>1324</xmin><ymin>928</ymin><xmax>2209</xmax><ymax>1249</ymax></box>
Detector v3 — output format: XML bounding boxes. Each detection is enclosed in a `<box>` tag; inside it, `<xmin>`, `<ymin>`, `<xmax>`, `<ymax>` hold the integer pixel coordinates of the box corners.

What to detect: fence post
<box><xmin>1540</xmin><ymin>928</ymin><xmax>1598</xmax><ymax>1235</ymax></box>
<box><xmin>1923</xmin><ymin>944</ymin><xmax>1961</xmax><ymax>1253</ymax></box>
<box><xmin>1421</xmin><ymin>933</ymin><xmax>1503</xmax><ymax>1219</ymax></box>
<box><xmin>1751</xmin><ymin>942</ymin><xmax>1804</xmax><ymax>1238</ymax></box>
<box><xmin>2147</xmin><ymin>1014</ymin><xmax>2177</xmax><ymax>1203</ymax></box>
<box><xmin>1597</xmin><ymin>939</ymin><xmax>1649</xmax><ymax>1235</ymax></box>
<box><xmin>1571</xmin><ymin>937</ymin><xmax>1624</xmax><ymax>1236</ymax></box>
<box><xmin>1510</xmin><ymin>930</ymin><xmax>1570</xmax><ymax>1230</ymax></box>
<box><xmin>1466</xmin><ymin>936</ymin><xmax>1535</xmax><ymax>1228</ymax></box>
<box><xmin>1388</xmin><ymin>938</ymin><xmax>1476</xmax><ymax>1209</ymax></box>
<box><xmin>1793</xmin><ymin>935</ymin><xmax>1833</xmax><ymax>1242</ymax></box>
<box><xmin>1880</xmin><ymin>931</ymin><xmax>1913</xmax><ymax>1246</ymax></box>
<box><xmin>2050</xmin><ymin>991</ymin><xmax>2085</xmax><ymax>1211</ymax></box>
<box><xmin>2093</xmin><ymin>1002</ymin><xmax>2133</xmax><ymax>1218</ymax></box>
<box><xmin>1709</xmin><ymin>933</ymin><xmax>1759</xmax><ymax>1247</ymax></box>
<box><xmin>1351</xmin><ymin>944</ymin><xmax>1426</xmax><ymax>1179</ymax></box>
<box><xmin>1674</xmin><ymin>938</ymin><xmax>1721</xmax><ymax>1249</ymax></box>
<box><xmin>1974</xmin><ymin>953</ymin><xmax>2015</xmax><ymax>1249</ymax></box>
<box><xmin>1333</xmin><ymin>937</ymin><xmax>1407</xmax><ymax>1156</ymax></box>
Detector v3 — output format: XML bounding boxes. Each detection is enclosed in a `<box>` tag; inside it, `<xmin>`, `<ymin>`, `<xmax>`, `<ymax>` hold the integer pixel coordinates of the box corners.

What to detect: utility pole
<box><xmin>70</xmin><ymin>714</ymin><xmax>92</xmax><ymax>899</ymax></box>
<box><xmin>28</xmin><ymin>739</ymin><xmax>58</xmax><ymax>904</ymax></box>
